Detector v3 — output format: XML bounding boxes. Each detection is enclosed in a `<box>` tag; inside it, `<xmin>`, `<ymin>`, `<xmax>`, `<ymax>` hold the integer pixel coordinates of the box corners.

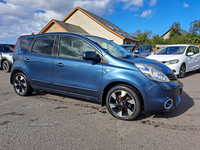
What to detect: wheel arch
<box><xmin>182</xmin><ymin>62</ymin><xmax>187</xmax><ymax>72</ymax></box>
<box><xmin>10</xmin><ymin>69</ymin><xmax>27</xmax><ymax>84</ymax></box>
<box><xmin>101</xmin><ymin>81</ymin><xmax>144</xmax><ymax>110</ymax></box>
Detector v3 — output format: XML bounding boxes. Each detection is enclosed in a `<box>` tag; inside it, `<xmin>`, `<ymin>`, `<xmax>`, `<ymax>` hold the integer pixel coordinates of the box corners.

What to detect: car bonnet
<box><xmin>124</xmin><ymin>57</ymin><xmax>172</xmax><ymax>75</ymax></box>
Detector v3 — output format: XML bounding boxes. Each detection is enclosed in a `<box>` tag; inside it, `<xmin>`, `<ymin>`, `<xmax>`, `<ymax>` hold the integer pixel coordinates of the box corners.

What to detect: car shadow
<box><xmin>31</xmin><ymin>89</ymin><xmax>194</xmax><ymax>120</ymax></box>
<box><xmin>180</xmin><ymin>71</ymin><xmax>199</xmax><ymax>78</ymax></box>
<box><xmin>136</xmin><ymin>91</ymin><xmax>194</xmax><ymax>120</ymax></box>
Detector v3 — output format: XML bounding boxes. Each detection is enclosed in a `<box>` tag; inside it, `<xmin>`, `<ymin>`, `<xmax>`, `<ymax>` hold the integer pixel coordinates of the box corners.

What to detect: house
<box><xmin>39</xmin><ymin>7</ymin><xmax>138</xmax><ymax>45</ymax></box>
<box><xmin>162</xmin><ymin>29</ymin><xmax>188</xmax><ymax>40</ymax></box>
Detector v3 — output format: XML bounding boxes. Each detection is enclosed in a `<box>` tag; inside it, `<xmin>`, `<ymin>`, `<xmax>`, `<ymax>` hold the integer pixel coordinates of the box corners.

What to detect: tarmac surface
<box><xmin>0</xmin><ymin>70</ymin><xmax>200</xmax><ymax>150</ymax></box>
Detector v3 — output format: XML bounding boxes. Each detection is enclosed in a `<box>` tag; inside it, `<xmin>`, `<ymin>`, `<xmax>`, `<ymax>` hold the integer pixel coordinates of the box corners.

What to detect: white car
<box><xmin>147</xmin><ymin>44</ymin><xmax>200</xmax><ymax>78</ymax></box>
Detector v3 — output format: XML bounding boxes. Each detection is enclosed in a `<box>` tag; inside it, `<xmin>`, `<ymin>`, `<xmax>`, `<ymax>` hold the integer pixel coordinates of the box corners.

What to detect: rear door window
<box><xmin>32</xmin><ymin>36</ymin><xmax>55</xmax><ymax>56</ymax></box>
<box><xmin>20</xmin><ymin>37</ymin><xmax>34</xmax><ymax>54</ymax></box>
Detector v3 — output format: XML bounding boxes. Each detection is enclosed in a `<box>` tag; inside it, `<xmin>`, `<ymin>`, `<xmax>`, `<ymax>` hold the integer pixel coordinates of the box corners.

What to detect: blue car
<box><xmin>10</xmin><ymin>33</ymin><xmax>183</xmax><ymax>120</ymax></box>
<box><xmin>121</xmin><ymin>44</ymin><xmax>153</xmax><ymax>57</ymax></box>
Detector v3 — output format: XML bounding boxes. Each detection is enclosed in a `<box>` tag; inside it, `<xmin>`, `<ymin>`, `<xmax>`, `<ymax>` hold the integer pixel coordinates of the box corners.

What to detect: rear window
<box><xmin>0</xmin><ymin>45</ymin><xmax>14</xmax><ymax>53</ymax></box>
<box><xmin>20</xmin><ymin>37</ymin><xmax>34</xmax><ymax>54</ymax></box>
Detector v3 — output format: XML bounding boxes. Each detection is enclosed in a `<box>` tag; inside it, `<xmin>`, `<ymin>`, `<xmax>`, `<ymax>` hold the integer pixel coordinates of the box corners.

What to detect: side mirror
<box><xmin>133</xmin><ymin>49</ymin><xmax>139</xmax><ymax>54</ymax></box>
<box><xmin>187</xmin><ymin>52</ymin><xmax>194</xmax><ymax>56</ymax></box>
<box><xmin>83</xmin><ymin>51</ymin><xmax>101</xmax><ymax>62</ymax></box>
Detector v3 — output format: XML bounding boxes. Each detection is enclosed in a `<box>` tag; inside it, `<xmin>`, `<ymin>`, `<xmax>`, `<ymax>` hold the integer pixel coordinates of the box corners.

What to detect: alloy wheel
<box><xmin>108</xmin><ymin>90</ymin><xmax>136</xmax><ymax>118</ymax></box>
<box><xmin>3</xmin><ymin>61</ymin><xmax>9</xmax><ymax>72</ymax></box>
<box><xmin>14</xmin><ymin>74</ymin><xmax>27</xmax><ymax>95</ymax></box>
<box><xmin>179</xmin><ymin>64</ymin><xmax>186</xmax><ymax>78</ymax></box>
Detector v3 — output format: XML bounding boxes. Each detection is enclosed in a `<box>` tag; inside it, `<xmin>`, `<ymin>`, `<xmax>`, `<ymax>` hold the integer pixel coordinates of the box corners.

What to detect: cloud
<box><xmin>183</xmin><ymin>2</ymin><xmax>189</xmax><ymax>8</ymax></box>
<box><xmin>119</xmin><ymin>0</ymin><xmax>143</xmax><ymax>9</ymax></box>
<box><xmin>140</xmin><ymin>9</ymin><xmax>153</xmax><ymax>18</ymax></box>
<box><xmin>0</xmin><ymin>0</ymin><xmax>156</xmax><ymax>43</ymax></box>
<box><xmin>0</xmin><ymin>0</ymin><xmax>114</xmax><ymax>42</ymax></box>
<box><xmin>149</xmin><ymin>0</ymin><xmax>158</xmax><ymax>7</ymax></box>
<box><xmin>130</xmin><ymin>7</ymin><xmax>139</xmax><ymax>11</ymax></box>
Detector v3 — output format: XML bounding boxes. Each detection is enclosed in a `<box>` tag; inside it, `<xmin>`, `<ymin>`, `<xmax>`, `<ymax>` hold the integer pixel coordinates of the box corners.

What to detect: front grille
<box><xmin>166</xmin><ymin>73</ymin><xmax>177</xmax><ymax>81</ymax></box>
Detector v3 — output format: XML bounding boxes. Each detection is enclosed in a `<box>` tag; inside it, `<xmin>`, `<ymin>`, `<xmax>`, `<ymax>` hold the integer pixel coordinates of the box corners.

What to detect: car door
<box><xmin>53</xmin><ymin>35</ymin><xmax>103</xmax><ymax>100</ymax></box>
<box><xmin>0</xmin><ymin>45</ymin><xmax>2</xmax><ymax>68</ymax></box>
<box><xmin>23</xmin><ymin>35</ymin><xmax>55</xmax><ymax>89</ymax></box>
<box><xmin>186</xmin><ymin>46</ymin><xmax>196</xmax><ymax>72</ymax></box>
<box><xmin>140</xmin><ymin>45</ymin><xmax>152</xmax><ymax>57</ymax></box>
<box><xmin>192</xmin><ymin>46</ymin><xmax>200</xmax><ymax>70</ymax></box>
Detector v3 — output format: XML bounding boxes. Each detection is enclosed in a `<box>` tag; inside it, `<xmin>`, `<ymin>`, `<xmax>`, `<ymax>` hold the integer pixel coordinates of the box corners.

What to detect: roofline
<box><xmin>161</xmin><ymin>29</ymin><xmax>170</xmax><ymax>37</ymax></box>
<box><xmin>124</xmin><ymin>38</ymin><xmax>139</xmax><ymax>43</ymax></box>
<box><xmin>161</xmin><ymin>29</ymin><xmax>187</xmax><ymax>37</ymax></box>
<box><xmin>62</xmin><ymin>6</ymin><xmax>126</xmax><ymax>40</ymax></box>
<box><xmin>39</xmin><ymin>19</ymin><xmax>68</xmax><ymax>34</ymax></box>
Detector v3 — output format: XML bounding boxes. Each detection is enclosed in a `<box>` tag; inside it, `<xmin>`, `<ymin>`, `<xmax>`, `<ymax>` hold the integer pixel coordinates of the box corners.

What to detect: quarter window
<box><xmin>20</xmin><ymin>37</ymin><xmax>34</xmax><ymax>54</ymax></box>
<box><xmin>59</xmin><ymin>36</ymin><xmax>96</xmax><ymax>60</ymax></box>
<box><xmin>32</xmin><ymin>36</ymin><xmax>55</xmax><ymax>56</ymax></box>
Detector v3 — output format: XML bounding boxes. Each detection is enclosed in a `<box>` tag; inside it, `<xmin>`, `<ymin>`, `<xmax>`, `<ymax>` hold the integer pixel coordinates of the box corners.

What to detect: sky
<box><xmin>0</xmin><ymin>0</ymin><xmax>200</xmax><ymax>44</ymax></box>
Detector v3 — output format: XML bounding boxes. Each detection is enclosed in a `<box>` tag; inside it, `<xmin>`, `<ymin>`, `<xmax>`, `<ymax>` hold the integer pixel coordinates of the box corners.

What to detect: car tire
<box><xmin>13</xmin><ymin>72</ymin><xmax>33</xmax><ymax>96</ymax></box>
<box><xmin>178</xmin><ymin>64</ymin><xmax>186</xmax><ymax>78</ymax></box>
<box><xmin>196</xmin><ymin>67</ymin><xmax>200</xmax><ymax>73</ymax></box>
<box><xmin>2</xmin><ymin>60</ymin><xmax>10</xmax><ymax>73</ymax></box>
<box><xmin>106</xmin><ymin>84</ymin><xmax>141</xmax><ymax>121</ymax></box>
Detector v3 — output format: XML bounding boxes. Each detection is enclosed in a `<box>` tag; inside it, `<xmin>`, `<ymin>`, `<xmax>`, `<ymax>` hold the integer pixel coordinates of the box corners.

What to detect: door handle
<box><xmin>24</xmin><ymin>58</ymin><xmax>31</xmax><ymax>62</ymax></box>
<box><xmin>56</xmin><ymin>63</ymin><xmax>64</xmax><ymax>67</ymax></box>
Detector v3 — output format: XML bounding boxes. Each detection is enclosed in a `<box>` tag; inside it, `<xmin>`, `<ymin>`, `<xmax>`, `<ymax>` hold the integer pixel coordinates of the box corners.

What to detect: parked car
<box><xmin>10</xmin><ymin>33</ymin><xmax>183</xmax><ymax>120</ymax></box>
<box><xmin>121</xmin><ymin>44</ymin><xmax>153</xmax><ymax>57</ymax></box>
<box><xmin>0</xmin><ymin>44</ymin><xmax>15</xmax><ymax>72</ymax></box>
<box><xmin>120</xmin><ymin>44</ymin><xmax>139</xmax><ymax>53</ymax></box>
<box><xmin>147</xmin><ymin>44</ymin><xmax>200</xmax><ymax>78</ymax></box>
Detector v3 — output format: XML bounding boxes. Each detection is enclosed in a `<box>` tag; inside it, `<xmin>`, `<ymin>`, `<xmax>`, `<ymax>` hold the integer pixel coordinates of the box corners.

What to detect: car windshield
<box><xmin>154</xmin><ymin>46</ymin><xmax>186</xmax><ymax>55</ymax></box>
<box><xmin>140</xmin><ymin>45</ymin><xmax>150</xmax><ymax>52</ymax></box>
<box><xmin>121</xmin><ymin>46</ymin><xmax>133</xmax><ymax>52</ymax></box>
<box><xmin>87</xmin><ymin>36</ymin><xmax>133</xmax><ymax>59</ymax></box>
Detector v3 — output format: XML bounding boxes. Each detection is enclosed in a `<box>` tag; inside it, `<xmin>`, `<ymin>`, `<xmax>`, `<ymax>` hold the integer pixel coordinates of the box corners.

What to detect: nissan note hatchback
<box><xmin>11</xmin><ymin>33</ymin><xmax>183</xmax><ymax>120</ymax></box>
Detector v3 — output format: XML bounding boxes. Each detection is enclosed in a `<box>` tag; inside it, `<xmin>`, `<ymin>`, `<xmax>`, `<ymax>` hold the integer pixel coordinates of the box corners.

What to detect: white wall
<box><xmin>65</xmin><ymin>10</ymin><xmax>124</xmax><ymax>45</ymax></box>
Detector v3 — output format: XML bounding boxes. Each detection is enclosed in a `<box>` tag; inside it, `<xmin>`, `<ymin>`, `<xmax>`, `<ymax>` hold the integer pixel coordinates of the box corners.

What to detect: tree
<box><xmin>169</xmin><ymin>22</ymin><xmax>181</xmax><ymax>38</ymax></box>
<box><xmin>189</xmin><ymin>19</ymin><xmax>200</xmax><ymax>35</ymax></box>
<box><xmin>132</xmin><ymin>29</ymin><xmax>152</xmax><ymax>45</ymax></box>
<box><xmin>151</xmin><ymin>34</ymin><xmax>165</xmax><ymax>47</ymax></box>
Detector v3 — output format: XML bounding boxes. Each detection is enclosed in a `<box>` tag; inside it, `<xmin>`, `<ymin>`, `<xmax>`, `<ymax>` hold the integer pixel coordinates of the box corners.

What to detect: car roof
<box><xmin>162</xmin><ymin>44</ymin><xmax>194</xmax><ymax>47</ymax></box>
<box><xmin>19</xmin><ymin>32</ymin><xmax>103</xmax><ymax>41</ymax></box>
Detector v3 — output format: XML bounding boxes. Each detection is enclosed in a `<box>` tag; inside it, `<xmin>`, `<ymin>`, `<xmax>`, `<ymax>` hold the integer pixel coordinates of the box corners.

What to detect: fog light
<box><xmin>164</xmin><ymin>99</ymin><xmax>173</xmax><ymax>109</ymax></box>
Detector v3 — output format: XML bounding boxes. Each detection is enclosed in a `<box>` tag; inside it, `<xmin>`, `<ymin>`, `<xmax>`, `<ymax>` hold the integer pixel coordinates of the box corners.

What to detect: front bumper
<box><xmin>165</xmin><ymin>63</ymin><xmax>181</xmax><ymax>75</ymax></box>
<box><xmin>139</xmin><ymin>79</ymin><xmax>183</xmax><ymax>113</ymax></box>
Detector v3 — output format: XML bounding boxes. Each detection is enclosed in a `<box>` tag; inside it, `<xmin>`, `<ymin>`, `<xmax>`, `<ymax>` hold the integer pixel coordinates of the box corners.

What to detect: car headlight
<box><xmin>164</xmin><ymin>59</ymin><xmax>179</xmax><ymax>65</ymax></box>
<box><xmin>135</xmin><ymin>63</ymin><xmax>170</xmax><ymax>82</ymax></box>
